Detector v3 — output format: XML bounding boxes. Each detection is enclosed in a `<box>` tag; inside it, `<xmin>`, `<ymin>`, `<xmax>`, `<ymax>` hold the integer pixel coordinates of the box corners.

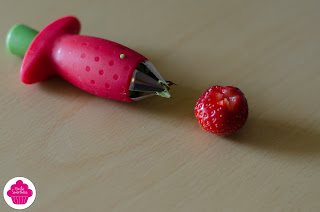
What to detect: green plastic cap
<box><xmin>6</xmin><ymin>24</ymin><xmax>38</xmax><ymax>57</ymax></box>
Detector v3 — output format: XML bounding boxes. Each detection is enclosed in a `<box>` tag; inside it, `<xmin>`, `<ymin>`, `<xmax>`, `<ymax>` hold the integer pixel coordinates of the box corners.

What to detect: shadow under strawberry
<box><xmin>226</xmin><ymin>117</ymin><xmax>320</xmax><ymax>156</ymax></box>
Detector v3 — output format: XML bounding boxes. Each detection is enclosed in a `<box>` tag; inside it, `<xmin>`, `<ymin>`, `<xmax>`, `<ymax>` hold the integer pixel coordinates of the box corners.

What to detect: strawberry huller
<box><xmin>6</xmin><ymin>16</ymin><xmax>172</xmax><ymax>102</ymax></box>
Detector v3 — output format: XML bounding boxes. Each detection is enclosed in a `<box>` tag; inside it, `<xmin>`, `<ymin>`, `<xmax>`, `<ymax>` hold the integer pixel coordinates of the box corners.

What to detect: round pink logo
<box><xmin>3</xmin><ymin>177</ymin><xmax>36</xmax><ymax>210</ymax></box>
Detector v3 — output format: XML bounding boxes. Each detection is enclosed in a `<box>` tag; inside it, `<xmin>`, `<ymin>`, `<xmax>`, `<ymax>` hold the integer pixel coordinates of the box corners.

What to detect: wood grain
<box><xmin>0</xmin><ymin>0</ymin><xmax>319</xmax><ymax>211</ymax></box>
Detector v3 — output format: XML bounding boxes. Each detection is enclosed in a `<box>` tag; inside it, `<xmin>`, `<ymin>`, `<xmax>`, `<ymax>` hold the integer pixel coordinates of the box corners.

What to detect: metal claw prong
<box><xmin>129</xmin><ymin>70</ymin><xmax>165</xmax><ymax>92</ymax></box>
<box><xmin>129</xmin><ymin>60</ymin><xmax>172</xmax><ymax>101</ymax></box>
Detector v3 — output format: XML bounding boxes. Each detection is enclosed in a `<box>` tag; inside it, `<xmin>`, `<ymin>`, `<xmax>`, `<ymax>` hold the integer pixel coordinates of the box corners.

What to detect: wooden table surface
<box><xmin>1</xmin><ymin>0</ymin><xmax>319</xmax><ymax>211</ymax></box>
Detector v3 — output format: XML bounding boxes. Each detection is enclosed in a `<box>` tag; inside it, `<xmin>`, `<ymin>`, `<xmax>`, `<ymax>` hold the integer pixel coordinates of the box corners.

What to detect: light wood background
<box><xmin>1</xmin><ymin>0</ymin><xmax>320</xmax><ymax>211</ymax></box>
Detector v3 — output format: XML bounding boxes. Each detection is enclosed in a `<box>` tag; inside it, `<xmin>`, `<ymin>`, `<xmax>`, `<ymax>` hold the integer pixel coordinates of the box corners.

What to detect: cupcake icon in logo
<box><xmin>3</xmin><ymin>177</ymin><xmax>36</xmax><ymax>210</ymax></box>
<box><xmin>7</xmin><ymin>180</ymin><xmax>33</xmax><ymax>204</ymax></box>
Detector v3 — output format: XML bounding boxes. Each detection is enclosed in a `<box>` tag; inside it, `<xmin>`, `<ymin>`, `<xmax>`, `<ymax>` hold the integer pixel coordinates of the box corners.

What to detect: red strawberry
<box><xmin>194</xmin><ymin>85</ymin><xmax>248</xmax><ymax>136</ymax></box>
